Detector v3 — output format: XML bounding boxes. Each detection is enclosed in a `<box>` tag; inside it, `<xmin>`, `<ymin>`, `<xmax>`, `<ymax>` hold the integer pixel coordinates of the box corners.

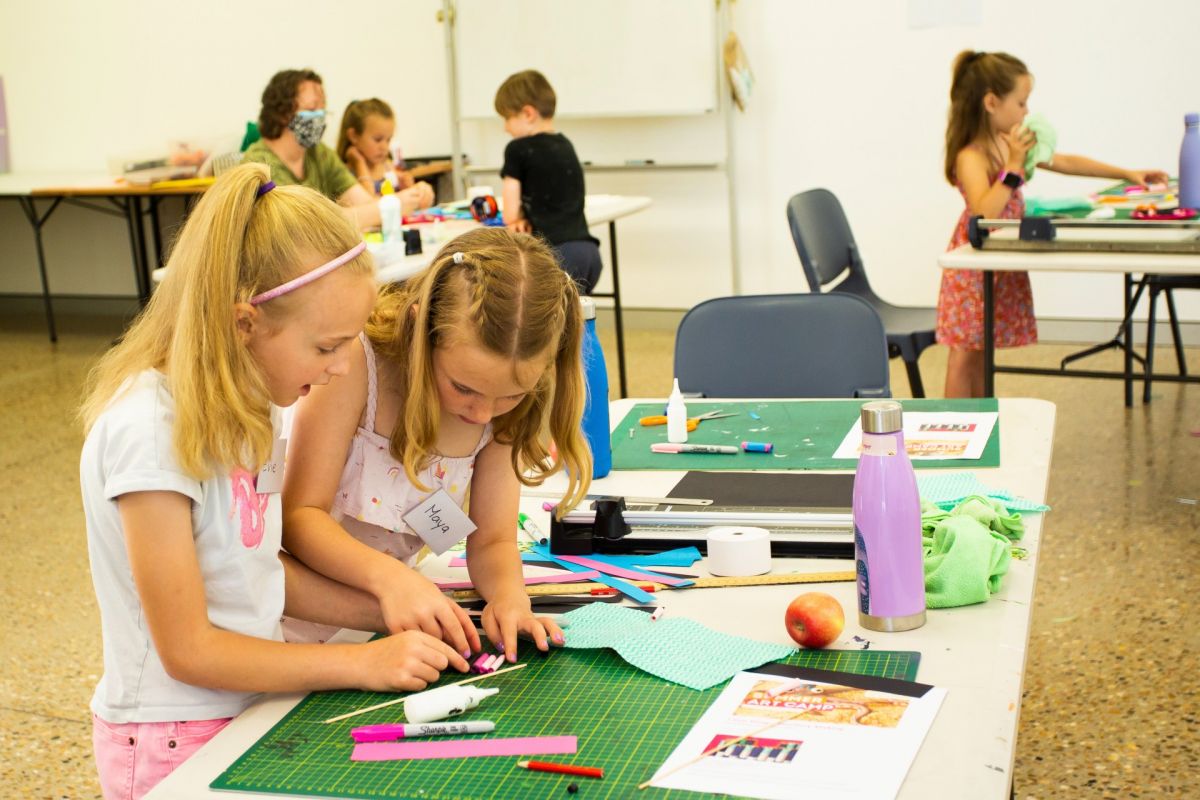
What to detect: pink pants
<box><xmin>92</xmin><ymin>714</ymin><xmax>231</xmax><ymax>800</ymax></box>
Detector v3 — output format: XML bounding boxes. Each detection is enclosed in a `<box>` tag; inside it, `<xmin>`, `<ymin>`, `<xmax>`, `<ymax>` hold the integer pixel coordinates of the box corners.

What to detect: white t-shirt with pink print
<box><xmin>80</xmin><ymin>370</ymin><xmax>285</xmax><ymax>723</ymax></box>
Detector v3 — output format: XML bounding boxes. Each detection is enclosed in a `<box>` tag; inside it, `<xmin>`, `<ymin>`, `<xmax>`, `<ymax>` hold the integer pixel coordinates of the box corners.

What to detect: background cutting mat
<box><xmin>610</xmin><ymin>398</ymin><xmax>1000</xmax><ymax>471</ymax></box>
<box><xmin>212</xmin><ymin>646</ymin><xmax>919</xmax><ymax>799</ymax></box>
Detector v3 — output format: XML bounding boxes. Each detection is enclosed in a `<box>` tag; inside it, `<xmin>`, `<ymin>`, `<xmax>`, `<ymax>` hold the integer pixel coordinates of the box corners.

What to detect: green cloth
<box><xmin>1023</xmin><ymin>112</ymin><xmax>1056</xmax><ymax>181</ymax></box>
<box><xmin>916</xmin><ymin>472</ymin><xmax>1050</xmax><ymax>512</ymax></box>
<box><xmin>241</xmin><ymin>140</ymin><xmax>357</xmax><ymax>201</ymax></box>
<box><xmin>920</xmin><ymin>496</ymin><xmax>1025</xmax><ymax>609</ymax></box>
<box><xmin>1024</xmin><ymin>195</ymin><xmax>1093</xmax><ymax>216</ymax></box>
<box><xmin>239</xmin><ymin>121</ymin><xmax>260</xmax><ymax>151</ymax></box>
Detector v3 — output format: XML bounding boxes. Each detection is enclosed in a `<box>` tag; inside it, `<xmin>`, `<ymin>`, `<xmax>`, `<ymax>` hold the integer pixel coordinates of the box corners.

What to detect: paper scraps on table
<box><xmin>433</xmin><ymin>571</ymin><xmax>601</xmax><ymax>590</ymax></box>
<box><xmin>351</xmin><ymin>735</ymin><xmax>577</xmax><ymax>762</ymax></box>
<box><xmin>560</xmin><ymin>604</ymin><xmax>794</xmax><ymax>690</ymax></box>
<box><xmin>917</xmin><ymin>473</ymin><xmax>1050</xmax><ymax>512</ymax></box>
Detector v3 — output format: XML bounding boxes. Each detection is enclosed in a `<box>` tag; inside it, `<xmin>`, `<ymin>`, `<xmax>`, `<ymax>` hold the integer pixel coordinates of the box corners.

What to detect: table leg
<box><xmin>148</xmin><ymin>196</ymin><xmax>164</xmax><ymax>268</ymax></box>
<box><xmin>983</xmin><ymin>270</ymin><xmax>995</xmax><ymax>397</ymax></box>
<box><xmin>1123</xmin><ymin>272</ymin><xmax>1133</xmax><ymax>407</ymax></box>
<box><xmin>16</xmin><ymin>196</ymin><xmax>63</xmax><ymax>343</ymax></box>
<box><xmin>122</xmin><ymin>196</ymin><xmax>150</xmax><ymax>303</ymax></box>
<box><xmin>606</xmin><ymin>220</ymin><xmax>628</xmax><ymax>398</ymax></box>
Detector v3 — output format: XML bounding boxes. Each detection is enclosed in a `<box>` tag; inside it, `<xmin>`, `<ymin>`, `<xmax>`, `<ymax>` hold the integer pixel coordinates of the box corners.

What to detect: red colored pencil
<box><xmin>517</xmin><ymin>760</ymin><xmax>605</xmax><ymax>779</ymax></box>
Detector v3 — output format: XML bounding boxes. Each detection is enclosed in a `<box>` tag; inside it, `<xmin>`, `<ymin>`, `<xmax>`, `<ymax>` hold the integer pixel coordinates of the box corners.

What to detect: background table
<box><xmin>939</xmin><ymin>240</ymin><xmax>1200</xmax><ymax>404</ymax></box>
<box><xmin>0</xmin><ymin>171</ymin><xmax>205</xmax><ymax>341</ymax></box>
<box><xmin>147</xmin><ymin>396</ymin><xmax>1055</xmax><ymax>800</ymax></box>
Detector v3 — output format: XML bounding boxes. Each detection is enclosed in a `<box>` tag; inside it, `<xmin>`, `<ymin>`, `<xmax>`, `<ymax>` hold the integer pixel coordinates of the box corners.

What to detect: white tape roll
<box><xmin>705</xmin><ymin>526</ymin><xmax>772</xmax><ymax>577</ymax></box>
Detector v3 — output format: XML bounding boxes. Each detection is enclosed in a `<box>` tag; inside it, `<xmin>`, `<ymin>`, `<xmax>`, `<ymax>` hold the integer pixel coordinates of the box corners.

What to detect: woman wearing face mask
<box><xmin>243</xmin><ymin>69</ymin><xmax>433</xmax><ymax>232</ymax></box>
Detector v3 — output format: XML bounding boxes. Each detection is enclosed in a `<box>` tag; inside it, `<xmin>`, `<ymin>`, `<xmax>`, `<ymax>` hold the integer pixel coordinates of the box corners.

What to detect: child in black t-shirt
<box><xmin>494</xmin><ymin>70</ymin><xmax>602</xmax><ymax>294</ymax></box>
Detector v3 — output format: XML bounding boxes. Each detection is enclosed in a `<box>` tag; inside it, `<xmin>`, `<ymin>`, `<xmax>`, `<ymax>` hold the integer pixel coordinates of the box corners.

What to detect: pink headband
<box><xmin>249</xmin><ymin>241</ymin><xmax>367</xmax><ymax>305</ymax></box>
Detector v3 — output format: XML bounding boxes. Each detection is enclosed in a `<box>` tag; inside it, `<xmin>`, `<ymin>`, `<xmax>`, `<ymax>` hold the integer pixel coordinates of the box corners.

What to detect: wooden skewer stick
<box><xmin>636</xmin><ymin>707</ymin><xmax>812</xmax><ymax>790</ymax></box>
<box><xmin>321</xmin><ymin>662</ymin><xmax>527</xmax><ymax>724</ymax></box>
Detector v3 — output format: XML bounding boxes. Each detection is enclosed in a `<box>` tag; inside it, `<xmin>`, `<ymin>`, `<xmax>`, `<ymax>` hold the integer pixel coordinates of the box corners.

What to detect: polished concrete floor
<box><xmin>1</xmin><ymin>309</ymin><xmax>1197</xmax><ymax>799</ymax></box>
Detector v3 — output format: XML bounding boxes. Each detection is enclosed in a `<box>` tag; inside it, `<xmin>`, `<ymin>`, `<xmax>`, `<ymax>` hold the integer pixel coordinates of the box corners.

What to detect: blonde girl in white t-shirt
<box><xmin>78</xmin><ymin>164</ymin><xmax>468</xmax><ymax>800</ymax></box>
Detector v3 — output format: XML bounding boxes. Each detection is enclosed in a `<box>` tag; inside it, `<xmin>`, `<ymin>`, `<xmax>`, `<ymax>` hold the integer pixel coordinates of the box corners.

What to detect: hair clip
<box><xmin>453</xmin><ymin>252</ymin><xmax>464</xmax><ymax>264</ymax></box>
<box><xmin>256</xmin><ymin>181</ymin><xmax>276</xmax><ymax>198</ymax></box>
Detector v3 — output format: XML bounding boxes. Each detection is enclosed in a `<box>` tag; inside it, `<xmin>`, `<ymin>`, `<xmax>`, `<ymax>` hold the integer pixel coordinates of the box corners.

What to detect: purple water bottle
<box><xmin>852</xmin><ymin>401</ymin><xmax>925</xmax><ymax>632</ymax></box>
<box><xmin>1179</xmin><ymin>112</ymin><xmax>1200</xmax><ymax>211</ymax></box>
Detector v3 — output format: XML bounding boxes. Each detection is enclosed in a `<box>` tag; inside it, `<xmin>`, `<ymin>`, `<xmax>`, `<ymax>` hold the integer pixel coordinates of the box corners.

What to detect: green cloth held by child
<box><xmin>1022</xmin><ymin>112</ymin><xmax>1056</xmax><ymax>181</ymax></box>
<box><xmin>920</xmin><ymin>496</ymin><xmax>1026</xmax><ymax>609</ymax></box>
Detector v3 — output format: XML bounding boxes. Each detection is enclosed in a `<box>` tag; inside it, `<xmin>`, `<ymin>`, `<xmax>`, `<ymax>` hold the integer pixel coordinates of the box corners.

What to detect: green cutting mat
<box><xmin>611</xmin><ymin>398</ymin><xmax>999</xmax><ymax>471</ymax></box>
<box><xmin>212</xmin><ymin>645</ymin><xmax>919</xmax><ymax>799</ymax></box>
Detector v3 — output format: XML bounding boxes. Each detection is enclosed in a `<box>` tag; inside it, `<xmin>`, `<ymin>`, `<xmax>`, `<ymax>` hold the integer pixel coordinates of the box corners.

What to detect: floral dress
<box><xmin>936</xmin><ymin>148</ymin><xmax>1038</xmax><ymax>350</ymax></box>
<box><xmin>282</xmin><ymin>333</ymin><xmax>491</xmax><ymax>643</ymax></box>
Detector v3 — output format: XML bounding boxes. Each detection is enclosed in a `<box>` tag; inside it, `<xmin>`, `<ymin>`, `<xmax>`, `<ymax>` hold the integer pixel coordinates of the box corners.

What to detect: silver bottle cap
<box><xmin>860</xmin><ymin>400</ymin><xmax>902</xmax><ymax>434</ymax></box>
<box><xmin>580</xmin><ymin>296</ymin><xmax>596</xmax><ymax>320</ymax></box>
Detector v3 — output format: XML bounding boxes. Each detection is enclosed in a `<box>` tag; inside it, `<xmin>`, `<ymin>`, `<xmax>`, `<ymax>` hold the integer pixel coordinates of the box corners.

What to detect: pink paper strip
<box><xmin>351</xmin><ymin>735</ymin><xmax>577</xmax><ymax>762</ymax></box>
<box><xmin>553</xmin><ymin>554</ymin><xmax>693</xmax><ymax>586</ymax></box>
<box><xmin>434</xmin><ymin>571</ymin><xmax>600</xmax><ymax>590</ymax></box>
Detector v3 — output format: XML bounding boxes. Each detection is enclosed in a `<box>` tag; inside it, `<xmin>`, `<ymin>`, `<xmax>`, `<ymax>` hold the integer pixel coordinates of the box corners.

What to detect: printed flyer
<box><xmin>649</xmin><ymin>667</ymin><xmax>946</xmax><ymax>799</ymax></box>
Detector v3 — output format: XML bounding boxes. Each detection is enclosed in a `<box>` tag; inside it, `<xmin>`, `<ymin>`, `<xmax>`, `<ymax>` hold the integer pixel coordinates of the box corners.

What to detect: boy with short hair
<box><xmin>494</xmin><ymin>70</ymin><xmax>602</xmax><ymax>294</ymax></box>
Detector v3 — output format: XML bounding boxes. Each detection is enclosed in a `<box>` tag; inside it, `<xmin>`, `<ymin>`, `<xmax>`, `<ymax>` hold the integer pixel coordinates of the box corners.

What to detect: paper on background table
<box><xmin>651</xmin><ymin>671</ymin><xmax>946</xmax><ymax>799</ymax></box>
<box><xmin>833</xmin><ymin>412</ymin><xmax>998</xmax><ymax>461</ymax></box>
<box><xmin>351</xmin><ymin>735</ymin><xmax>577</xmax><ymax>762</ymax></box>
<box><xmin>561</xmin><ymin>604</ymin><xmax>794</xmax><ymax>690</ymax></box>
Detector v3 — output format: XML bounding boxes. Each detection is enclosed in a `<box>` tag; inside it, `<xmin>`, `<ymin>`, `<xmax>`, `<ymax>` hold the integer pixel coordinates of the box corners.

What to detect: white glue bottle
<box><xmin>378</xmin><ymin>181</ymin><xmax>403</xmax><ymax>244</ymax></box>
<box><xmin>667</xmin><ymin>378</ymin><xmax>689</xmax><ymax>443</ymax></box>
<box><xmin>403</xmin><ymin>685</ymin><xmax>498</xmax><ymax>724</ymax></box>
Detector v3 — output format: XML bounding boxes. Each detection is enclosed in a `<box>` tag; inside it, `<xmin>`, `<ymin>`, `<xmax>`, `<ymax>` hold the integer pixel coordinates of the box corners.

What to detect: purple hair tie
<box><xmin>256</xmin><ymin>181</ymin><xmax>276</xmax><ymax>198</ymax></box>
<box><xmin>249</xmin><ymin>241</ymin><xmax>367</xmax><ymax>305</ymax></box>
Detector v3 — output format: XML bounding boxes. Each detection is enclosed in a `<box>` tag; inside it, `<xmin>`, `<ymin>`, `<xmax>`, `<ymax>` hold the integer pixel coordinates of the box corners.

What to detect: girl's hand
<box><xmin>480</xmin><ymin>590</ymin><xmax>565</xmax><ymax>662</ymax></box>
<box><xmin>376</xmin><ymin>564</ymin><xmax>480</xmax><ymax>659</ymax></box>
<box><xmin>1000</xmin><ymin>123</ymin><xmax>1035</xmax><ymax>171</ymax></box>
<box><xmin>357</xmin><ymin>629</ymin><xmax>470</xmax><ymax>692</ymax></box>
<box><xmin>399</xmin><ymin>182</ymin><xmax>434</xmax><ymax>213</ymax></box>
<box><xmin>344</xmin><ymin>145</ymin><xmax>368</xmax><ymax>177</ymax></box>
<box><xmin>506</xmin><ymin>217</ymin><xmax>532</xmax><ymax>234</ymax></box>
<box><xmin>1124</xmin><ymin>169</ymin><xmax>1170</xmax><ymax>188</ymax></box>
<box><xmin>395</xmin><ymin>169</ymin><xmax>416</xmax><ymax>189</ymax></box>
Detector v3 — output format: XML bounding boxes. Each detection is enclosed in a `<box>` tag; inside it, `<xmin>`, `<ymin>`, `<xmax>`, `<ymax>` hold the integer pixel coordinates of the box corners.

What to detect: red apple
<box><xmin>784</xmin><ymin>592</ymin><xmax>845</xmax><ymax>649</ymax></box>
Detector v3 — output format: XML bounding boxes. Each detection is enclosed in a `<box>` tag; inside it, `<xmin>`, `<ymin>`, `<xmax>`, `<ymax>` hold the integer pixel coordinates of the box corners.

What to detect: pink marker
<box><xmin>351</xmin><ymin>721</ymin><xmax>496</xmax><ymax>742</ymax></box>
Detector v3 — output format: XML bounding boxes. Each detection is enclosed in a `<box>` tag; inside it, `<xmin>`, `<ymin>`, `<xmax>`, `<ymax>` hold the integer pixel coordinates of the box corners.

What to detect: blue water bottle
<box><xmin>580</xmin><ymin>297</ymin><xmax>611</xmax><ymax>478</ymax></box>
<box><xmin>1180</xmin><ymin>112</ymin><xmax>1200</xmax><ymax>210</ymax></box>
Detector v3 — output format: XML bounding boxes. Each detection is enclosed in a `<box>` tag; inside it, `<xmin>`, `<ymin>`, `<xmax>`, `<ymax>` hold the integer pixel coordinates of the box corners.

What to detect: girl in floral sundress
<box><xmin>938</xmin><ymin>50</ymin><xmax>1168</xmax><ymax>397</ymax></box>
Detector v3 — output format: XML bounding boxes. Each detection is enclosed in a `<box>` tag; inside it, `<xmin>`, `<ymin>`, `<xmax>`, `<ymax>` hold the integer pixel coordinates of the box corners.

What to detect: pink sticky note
<box><xmin>350</xmin><ymin>735</ymin><xmax>577</xmax><ymax>762</ymax></box>
<box><xmin>553</xmin><ymin>554</ymin><xmax>693</xmax><ymax>586</ymax></box>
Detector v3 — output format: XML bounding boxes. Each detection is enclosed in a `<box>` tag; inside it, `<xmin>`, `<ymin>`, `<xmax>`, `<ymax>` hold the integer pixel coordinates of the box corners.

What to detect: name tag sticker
<box><xmin>402</xmin><ymin>489</ymin><xmax>477</xmax><ymax>555</ymax></box>
<box><xmin>255</xmin><ymin>437</ymin><xmax>288</xmax><ymax>494</ymax></box>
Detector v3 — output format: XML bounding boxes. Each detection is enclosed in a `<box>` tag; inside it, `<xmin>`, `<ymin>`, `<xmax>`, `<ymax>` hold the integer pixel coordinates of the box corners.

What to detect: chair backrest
<box><xmin>673</xmin><ymin>293</ymin><xmax>891</xmax><ymax>398</ymax></box>
<box><xmin>786</xmin><ymin>188</ymin><xmax>865</xmax><ymax>292</ymax></box>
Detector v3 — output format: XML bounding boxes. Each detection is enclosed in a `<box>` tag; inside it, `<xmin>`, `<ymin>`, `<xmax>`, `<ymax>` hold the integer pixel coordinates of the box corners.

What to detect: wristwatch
<box><xmin>999</xmin><ymin>170</ymin><xmax>1024</xmax><ymax>190</ymax></box>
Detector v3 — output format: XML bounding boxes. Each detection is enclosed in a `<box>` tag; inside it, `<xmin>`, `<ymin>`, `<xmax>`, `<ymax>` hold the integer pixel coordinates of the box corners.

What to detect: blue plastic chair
<box><xmin>787</xmin><ymin>188</ymin><xmax>936</xmax><ymax>397</ymax></box>
<box><xmin>673</xmin><ymin>293</ymin><xmax>891</xmax><ymax>398</ymax></box>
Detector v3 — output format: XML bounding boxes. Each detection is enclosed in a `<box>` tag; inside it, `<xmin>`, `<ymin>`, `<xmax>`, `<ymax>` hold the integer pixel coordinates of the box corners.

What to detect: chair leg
<box><xmin>1144</xmin><ymin>287</ymin><xmax>1159</xmax><ymax>403</ymax></box>
<box><xmin>1164</xmin><ymin>288</ymin><xmax>1187</xmax><ymax>376</ymax></box>
<box><xmin>903</xmin><ymin>358</ymin><xmax>926</xmax><ymax>398</ymax></box>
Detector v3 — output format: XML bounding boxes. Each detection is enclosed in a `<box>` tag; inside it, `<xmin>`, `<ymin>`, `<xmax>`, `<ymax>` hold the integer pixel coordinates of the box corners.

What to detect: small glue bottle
<box><xmin>403</xmin><ymin>685</ymin><xmax>499</xmax><ymax>725</ymax></box>
<box><xmin>666</xmin><ymin>378</ymin><xmax>688</xmax><ymax>443</ymax></box>
<box><xmin>378</xmin><ymin>181</ymin><xmax>403</xmax><ymax>244</ymax></box>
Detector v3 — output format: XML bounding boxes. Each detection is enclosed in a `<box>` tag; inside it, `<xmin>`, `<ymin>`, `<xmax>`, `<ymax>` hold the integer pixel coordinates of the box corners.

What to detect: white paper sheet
<box><xmin>832</xmin><ymin>412</ymin><xmax>998</xmax><ymax>461</ymax></box>
<box><xmin>650</xmin><ymin>670</ymin><xmax>946</xmax><ymax>800</ymax></box>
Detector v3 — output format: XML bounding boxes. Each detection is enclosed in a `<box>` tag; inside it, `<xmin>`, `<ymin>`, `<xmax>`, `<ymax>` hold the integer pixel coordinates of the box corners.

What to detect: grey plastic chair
<box><xmin>674</xmin><ymin>294</ymin><xmax>891</xmax><ymax>398</ymax></box>
<box><xmin>787</xmin><ymin>188</ymin><xmax>937</xmax><ymax>397</ymax></box>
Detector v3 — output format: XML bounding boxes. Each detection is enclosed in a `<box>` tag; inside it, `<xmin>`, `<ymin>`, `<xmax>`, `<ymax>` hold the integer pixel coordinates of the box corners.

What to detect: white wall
<box><xmin>0</xmin><ymin>0</ymin><xmax>450</xmax><ymax>295</ymax></box>
<box><xmin>2</xmin><ymin>0</ymin><xmax>1198</xmax><ymax>327</ymax></box>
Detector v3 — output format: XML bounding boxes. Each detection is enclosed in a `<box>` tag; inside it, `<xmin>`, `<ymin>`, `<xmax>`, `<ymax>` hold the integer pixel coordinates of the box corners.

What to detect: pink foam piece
<box><xmin>351</xmin><ymin>735</ymin><xmax>577</xmax><ymax>762</ymax></box>
<box><xmin>552</xmin><ymin>554</ymin><xmax>693</xmax><ymax>586</ymax></box>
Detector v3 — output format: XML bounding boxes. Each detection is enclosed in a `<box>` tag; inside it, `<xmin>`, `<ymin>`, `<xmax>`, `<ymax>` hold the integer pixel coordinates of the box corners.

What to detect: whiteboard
<box><xmin>454</xmin><ymin>0</ymin><xmax>719</xmax><ymax>119</ymax></box>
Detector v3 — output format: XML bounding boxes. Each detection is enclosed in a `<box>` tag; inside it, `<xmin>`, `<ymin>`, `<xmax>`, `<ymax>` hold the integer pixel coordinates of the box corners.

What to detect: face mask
<box><xmin>288</xmin><ymin>110</ymin><xmax>326</xmax><ymax>149</ymax></box>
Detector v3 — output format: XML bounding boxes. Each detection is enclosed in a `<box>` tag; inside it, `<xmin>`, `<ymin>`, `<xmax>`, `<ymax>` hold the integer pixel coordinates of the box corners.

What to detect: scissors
<box><xmin>638</xmin><ymin>409</ymin><xmax>738</xmax><ymax>432</ymax></box>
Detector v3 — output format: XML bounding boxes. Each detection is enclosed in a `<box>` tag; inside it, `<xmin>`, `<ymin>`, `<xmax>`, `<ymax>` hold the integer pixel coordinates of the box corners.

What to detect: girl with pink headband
<box><xmin>78</xmin><ymin>164</ymin><xmax>469</xmax><ymax>800</ymax></box>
